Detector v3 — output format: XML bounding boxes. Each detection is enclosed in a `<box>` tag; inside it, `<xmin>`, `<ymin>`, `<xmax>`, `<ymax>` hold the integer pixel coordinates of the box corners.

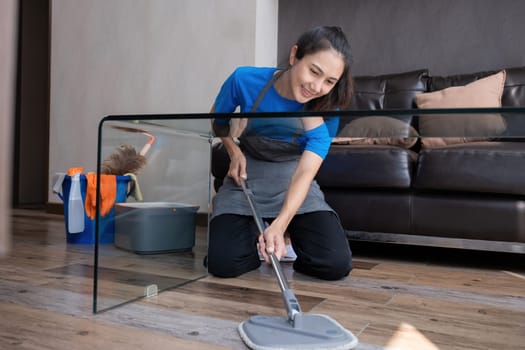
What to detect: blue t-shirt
<box><xmin>214</xmin><ymin>66</ymin><xmax>339</xmax><ymax>158</ymax></box>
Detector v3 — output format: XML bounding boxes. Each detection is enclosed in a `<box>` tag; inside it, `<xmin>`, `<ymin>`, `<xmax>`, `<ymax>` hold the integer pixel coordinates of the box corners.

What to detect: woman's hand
<box><xmin>227</xmin><ymin>147</ymin><xmax>247</xmax><ymax>186</ymax></box>
<box><xmin>258</xmin><ymin>221</ymin><xmax>287</xmax><ymax>264</ymax></box>
<box><xmin>211</xmin><ymin>104</ymin><xmax>248</xmax><ymax>186</ymax></box>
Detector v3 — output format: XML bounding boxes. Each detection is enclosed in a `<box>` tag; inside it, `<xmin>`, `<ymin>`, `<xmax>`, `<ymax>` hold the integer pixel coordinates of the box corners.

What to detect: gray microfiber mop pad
<box><xmin>238</xmin><ymin>314</ymin><xmax>358</xmax><ymax>350</ymax></box>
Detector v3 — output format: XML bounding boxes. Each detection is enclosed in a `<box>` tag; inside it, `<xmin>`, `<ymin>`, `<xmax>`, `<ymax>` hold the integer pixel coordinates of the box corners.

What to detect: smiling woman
<box><xmin>277</xmin><ymin>26</ymin><xmax>352</xmax><ymax>110</ymax></box>
<box><xmin>274</xmin><ymin>47</ymin><xmax>344</xmax><ymax>103</ymax></box>
<box><xmin>208</xmin><ymin>26</ymin><xmax>355</xmax><ymax>282</ymax></box>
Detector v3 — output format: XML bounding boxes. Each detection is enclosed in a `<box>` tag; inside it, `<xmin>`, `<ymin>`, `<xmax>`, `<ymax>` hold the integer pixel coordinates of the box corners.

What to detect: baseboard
<box><xmin>196</xmin><ymin>213</ymin><xmax>209</xmax><ymax>227</ymax></box>
<box><xmin>347</xmin><ymin>230</ymin><xmax>525</xmax><ymax>254</ymax></box>
<box><xmin>46</xmin><ymin>202</ymin><xmax>63</xmax><ymax>215</ymax></box>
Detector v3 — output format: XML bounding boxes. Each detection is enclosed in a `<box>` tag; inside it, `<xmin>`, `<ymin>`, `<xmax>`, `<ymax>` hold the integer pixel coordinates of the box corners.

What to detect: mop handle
<box><xmin>240</xmin><ymin>180</ymin><xmax>302</xmax><ymax>318</ymax></box>
<box><xmin>240</xmin><ymin>180</ymin><xmax>267</xmax><ymax>238</ymax></box>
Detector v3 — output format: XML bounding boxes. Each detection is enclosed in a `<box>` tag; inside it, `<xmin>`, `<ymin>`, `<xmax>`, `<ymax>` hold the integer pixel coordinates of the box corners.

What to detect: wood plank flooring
<box><xmin>1</xmin><ymin>209</ymin><xmax>524</xmax><ymax>349</ymax></box>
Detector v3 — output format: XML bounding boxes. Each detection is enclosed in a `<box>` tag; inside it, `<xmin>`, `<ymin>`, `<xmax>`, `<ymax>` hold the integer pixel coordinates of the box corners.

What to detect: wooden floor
<box><xmin>1</xmin><ymin>209</ymin><xmax>525</xmax><ymax>350</ymax></box>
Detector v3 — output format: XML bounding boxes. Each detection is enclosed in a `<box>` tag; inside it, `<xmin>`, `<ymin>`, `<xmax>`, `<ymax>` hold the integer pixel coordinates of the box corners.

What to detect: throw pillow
<box><xmin>415</xmin><ymin>70</ymin><xmax>507</xmax><ymax>148</ymax></box>
<box><xmin>333</xmin><ymin>116</ymin><xmax>419</xmax><ymax>149</ymax></box>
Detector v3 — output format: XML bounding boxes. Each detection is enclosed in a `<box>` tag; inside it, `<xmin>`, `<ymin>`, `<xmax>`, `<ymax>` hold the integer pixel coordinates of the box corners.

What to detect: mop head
<box><xmin>238</xmin><ymin>313</ymin><xmax>358</xmax><ymax>350</ymax></box>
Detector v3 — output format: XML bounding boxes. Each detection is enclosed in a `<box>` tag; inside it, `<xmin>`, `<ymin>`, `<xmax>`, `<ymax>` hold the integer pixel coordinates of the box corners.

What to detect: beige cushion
<box><xmin>333</xmin><ymin>116</ymin><xmax>419</xmax><ymax>149</ymax></box>
<box><xmin>415</xmin><ymin>70</ymin><xmax>507</xmax><ymax>148</ymax></box>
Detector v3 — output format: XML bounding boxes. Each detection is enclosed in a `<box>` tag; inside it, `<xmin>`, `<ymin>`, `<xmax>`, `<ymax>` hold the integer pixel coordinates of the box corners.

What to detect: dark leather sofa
<box><xmin>212</xmin><ymin>66</ymin><xmax>525</xmax><ymax>253</ymax></box>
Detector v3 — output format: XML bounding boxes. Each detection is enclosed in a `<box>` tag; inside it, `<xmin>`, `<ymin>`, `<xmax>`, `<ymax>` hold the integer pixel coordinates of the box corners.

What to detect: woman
<box><xmin>208</xmin><ymin>26</ymin><xmax>354</xmax><ymax>281</ymax></box>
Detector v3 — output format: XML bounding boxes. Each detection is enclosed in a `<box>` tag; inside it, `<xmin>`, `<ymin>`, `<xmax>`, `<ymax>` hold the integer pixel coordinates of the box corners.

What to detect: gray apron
<box><xmin>211</xmin><ymin>69</ymin><xmax>335</xmax><ymax>219</ymax></box>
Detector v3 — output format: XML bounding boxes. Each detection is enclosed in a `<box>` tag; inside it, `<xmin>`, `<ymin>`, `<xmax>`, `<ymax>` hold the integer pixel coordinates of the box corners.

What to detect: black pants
<box><xmin>207</xmin><ymin>211</ymin><xmax>352</xmax><ymax>280</ymax></box>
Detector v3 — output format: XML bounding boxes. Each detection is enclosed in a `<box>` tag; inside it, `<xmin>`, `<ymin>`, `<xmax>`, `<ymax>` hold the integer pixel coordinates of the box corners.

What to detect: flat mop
<box><xmin>238</xmin><ymin>180</ymin><xmax>359</xmax><ymax>350</ymax></box>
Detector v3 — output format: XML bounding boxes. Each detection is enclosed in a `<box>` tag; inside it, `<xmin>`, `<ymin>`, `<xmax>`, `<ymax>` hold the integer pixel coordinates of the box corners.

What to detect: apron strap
<box><xmin>251</xmin><ymin>69</ymin><xmax>286</xmax><ymax>112</ymax></box>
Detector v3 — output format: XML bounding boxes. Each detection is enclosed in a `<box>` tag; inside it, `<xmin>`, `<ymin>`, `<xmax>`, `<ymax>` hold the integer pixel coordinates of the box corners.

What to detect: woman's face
<box><xmin>288</xmin><ymin>47</ymin><xmax>345</xmax><ymax>103</ymax></box>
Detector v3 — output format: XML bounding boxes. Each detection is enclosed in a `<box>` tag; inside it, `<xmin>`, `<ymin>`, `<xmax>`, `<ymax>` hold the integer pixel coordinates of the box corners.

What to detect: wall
<box><xmin>278</xmin><ymin>0</ymin><xmax>525</xmax><ymax>76</ymax></box>
<box><xmin>0</xmin><ymin>0</ymin><xmax>18</xmax><ymax>256</ymax></box>
<box><xmin>49</xmin><ymin>0</ymin><xmax>278</xmax><ymax>209</ymax></box>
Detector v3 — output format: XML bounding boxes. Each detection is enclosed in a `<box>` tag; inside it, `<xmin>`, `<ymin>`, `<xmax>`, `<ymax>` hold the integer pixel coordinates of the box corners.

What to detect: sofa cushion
<box><xmin>318</xmin><ymin>144</ymin><xmax>417</xmax><ymax>189</ymax></box>
<box><xmin>497</xmin><ymin>66</ymin><xmax>525</xmax><ymax>137</ymax></box>
<box><xmin>340</xmin><ymin>69</ymin><xmax>429</xmax><ymax>132</ymax></box>
<box><xmin>411</xmin><ymin>194</ymin><xmax>525</xmax><ymax>243</ymax></box>
<box><xmin>501</xmin><ymin>66</ymin><xmax>525</xmax><ymax>106</ymax></box>
<box><xmin>428</xmin><ymin>66</ymin><xmax>525</xmax><ymax>139</ymax></box>
<box><xmin>415</xmin><ymin>70</ymin><xmax>507</xmax><ymax>148</ymax></box>
<box><xmin>333</xmin><ymin>116</ymin><xmax>419</xmax><ymax>149</ymax></box>
<box><xmin>414</xmin><ymin>142</ymin><xmax>525</xmax><ymax>195</ymax></box>
<box><xmin>429</xmin><ymin>66</ymin><xmax>525</xmax><ymax>107</ymax></box>
<box><xmin>211</xmin><ymin>142</ymin><xmax>230</xmax><ymax>191</ymax></box>
<box><xmin>324</xmin><ymin>190</ymin><xmax>412</xmax><ymax>234</ymax></box>
<box><xmin>349</xmin><ymin>69</ymin><xmax>429</xmax><ymax>110</ymax></box>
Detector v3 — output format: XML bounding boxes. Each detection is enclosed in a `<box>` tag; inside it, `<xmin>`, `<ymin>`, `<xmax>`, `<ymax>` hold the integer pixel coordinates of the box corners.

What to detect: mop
<box><xmin>238</xmin><ymin>180</ymin><xmax>359</xmax><ymax>350</ymax></box>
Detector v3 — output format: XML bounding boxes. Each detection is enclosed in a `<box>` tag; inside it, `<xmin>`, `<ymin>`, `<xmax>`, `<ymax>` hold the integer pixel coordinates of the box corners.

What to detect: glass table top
<box><xmin>92</xmin><ymin>107</ymin><xmax>525</xmax><ymax>312</ymax></box>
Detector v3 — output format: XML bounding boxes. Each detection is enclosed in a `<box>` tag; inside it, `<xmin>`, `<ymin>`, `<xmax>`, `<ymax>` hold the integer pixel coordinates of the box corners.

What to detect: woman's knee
<box><xmin>326</xmin><ymin>251</ymin><xmax>353</xmax><ymax>280</ymax></box>
<box><xmin>207</xmin><ymin>245</ymin><xmax>261</xmax><ymax>278</ymax></box>
<box><xmin>295</xmin><ymin>247</ymin><xmax>352</xmax><ymax>281</ymax></box>
<box><xmin>207</xmin><ymin>214</ymin><xmax>260</xmax><ymax>277</ymax></box>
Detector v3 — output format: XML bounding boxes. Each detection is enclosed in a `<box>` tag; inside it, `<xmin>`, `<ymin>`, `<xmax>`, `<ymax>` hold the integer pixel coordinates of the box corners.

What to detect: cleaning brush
<box><xmin>101</xmin><ymin>144</ymin><xmax>147</xmax><ymax>175</ymax></box>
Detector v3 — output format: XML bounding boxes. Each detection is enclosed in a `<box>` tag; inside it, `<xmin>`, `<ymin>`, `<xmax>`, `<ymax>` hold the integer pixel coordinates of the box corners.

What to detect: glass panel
<box><xmin>94</xmin><ymin>117</ymin><xmax>212</xmax><ymax>313</ymax></box>
<box><xmin>93</xmin><ymin>107</ymin><xmax>525</xmax><ymax>312</ymax></box>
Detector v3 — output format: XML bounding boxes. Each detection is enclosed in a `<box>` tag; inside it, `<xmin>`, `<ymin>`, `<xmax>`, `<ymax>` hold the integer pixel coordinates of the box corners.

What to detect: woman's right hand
<box><xmin>227</xmin><ymin>146</ymin><xmax>247</xmax><ymax>186</ymax></box>
<box><xmin>258</xmin><ymin>223</ymin><xmax>287</xmax><ymax>264</ymax></box>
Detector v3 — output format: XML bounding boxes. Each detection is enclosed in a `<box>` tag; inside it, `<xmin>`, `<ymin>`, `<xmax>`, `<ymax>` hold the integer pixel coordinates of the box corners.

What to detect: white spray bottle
<box><xmin>68</xmin><ymin>171</ymin><xmax>84</xmax><ymax>234</ymax></box>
